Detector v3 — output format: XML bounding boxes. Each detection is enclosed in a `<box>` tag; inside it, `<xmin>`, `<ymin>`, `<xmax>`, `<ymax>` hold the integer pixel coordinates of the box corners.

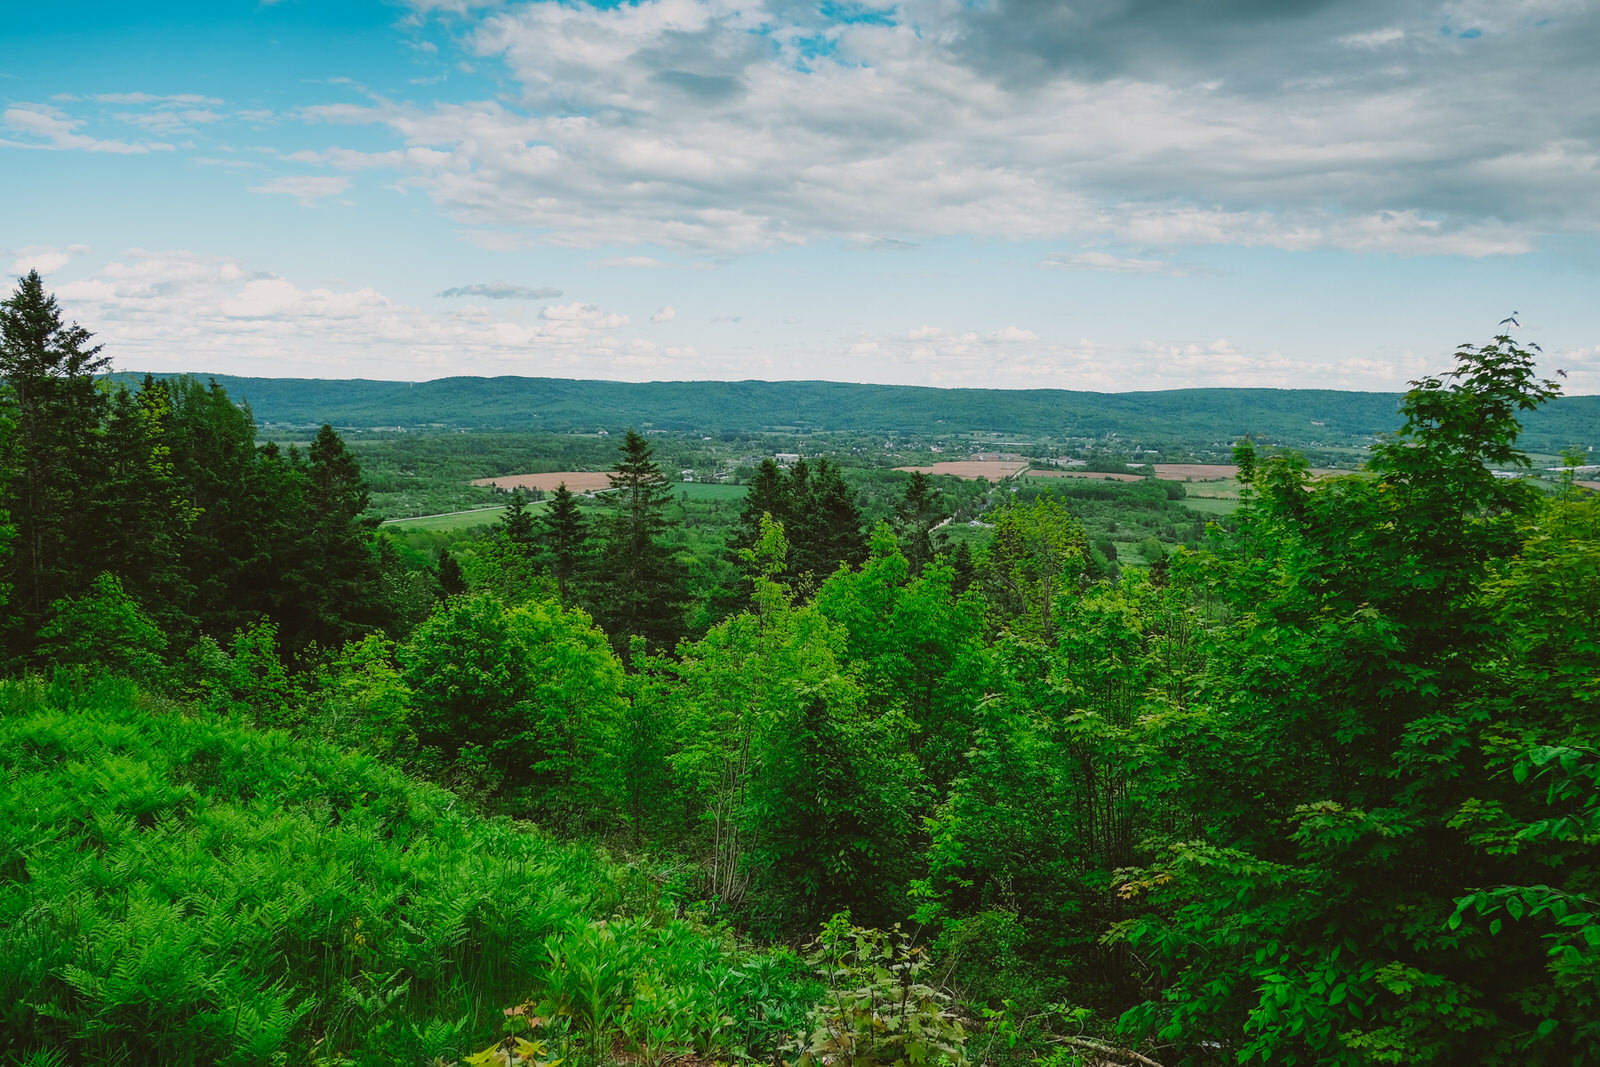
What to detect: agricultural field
<box><xmin>1152</xmin><ymin>463</ymin><xmax>1239</xmax><ymax>481</ymax></box>
<box><xmin>1026</xmin><ymin>469</ymin><xmax>1145</xmax><ymax>482</ymax></box>
<box><xmin>472</xmin><ymin>471</ymin><xmax>617</xmax><ymax>492</ymax></box>
<box><xmin>381</xmin><ymin>504</ymin><xmax>525</xmax><ymax>534</ymax></box>
<box><xmin>893</xmin><ymin>460</ymin><xmax>1027</xmax><ymax>480</ymax></box>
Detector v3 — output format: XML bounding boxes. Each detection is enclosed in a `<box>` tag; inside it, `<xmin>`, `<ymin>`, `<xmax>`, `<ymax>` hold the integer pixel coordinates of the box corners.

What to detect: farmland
<box><xmin>472</xmin><ymin>471</ymin><xmax>617</xmax><ymax>492</ymax></box>
<box><xmin>893</xmin><ymin>460</ymin><xmax>1028</xmax><ymax>480</ymax></box>
<box><xmin>1027</xmin><ymin>470</ymin><xmax>1146</xmax><ymax>482</ymax></box>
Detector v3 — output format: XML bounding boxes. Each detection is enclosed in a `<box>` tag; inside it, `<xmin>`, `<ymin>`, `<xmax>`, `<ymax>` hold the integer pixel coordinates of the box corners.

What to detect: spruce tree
<box><xmin>302</xmin><ymin>423</ymin><xmax>388</xmax><ymax>650</ymax></box>
<box><xmin>98</xmin><ymin>377</ymin><xmax>197</xmax><ymax>639</ymax></box>
<box><xmin>540</xmin><ymin>482</ymin><xmax>587</xmax><ymax>601</ymax></box>
<box><xmin>799</xmin><ymin>458</ymin><xmax>867</xmax><ymax>579</ymax></box>
<box><xmin>592</xmin><ymin>429</ymin><xmax>688</xmax><ymax>654</ymax></box>
<box><xmin>895</xmin><ymin>470</ymin><xmax>946</xmax><ymax>577</ymax></box>
<box><xmin>0</xmin><ymin>271</ymin><xmax>112</xmax><ymax>658</ymax></box>
<box><xmin>436</xmin><ymin>549</ymin><xmax>468</xmax><ymax>599</ymax></box>
<box><xmin>496</xmin><ymin>488</ymin><xmax>537</xmax><ymax>548</ymax></box>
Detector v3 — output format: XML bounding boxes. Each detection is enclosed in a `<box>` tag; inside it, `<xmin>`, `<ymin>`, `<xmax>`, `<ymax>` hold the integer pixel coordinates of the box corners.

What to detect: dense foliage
<box><xmin>6</xmin><ymin>276</ymin><xmax>1599</xmax><ymax>1066</ymax></box>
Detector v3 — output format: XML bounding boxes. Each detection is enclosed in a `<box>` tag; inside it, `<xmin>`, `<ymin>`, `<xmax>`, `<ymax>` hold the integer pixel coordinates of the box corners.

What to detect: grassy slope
<box><xmin>0</xmin><ymin>676</ymin><xmax>813</xmax><ymax>1067</ymax></box>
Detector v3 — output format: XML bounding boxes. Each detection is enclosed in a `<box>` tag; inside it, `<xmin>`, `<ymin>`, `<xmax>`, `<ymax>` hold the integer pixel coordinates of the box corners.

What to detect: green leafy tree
<box><xmin>305</xmin><ymin>634</ymin><xmax>415</xmax><ymax>757</ymax></box>
<box><xmin>401</xmin><ymin>592</ymin><xmax>626</xmax><ymax>828</ymax></box>
<box><xmin>980</xmin><ymin>497</ymin><xmax>1090</xmax><ymax>644</ymax></box>
<box><xmin>791</xmin><ymin>457</ymin><xmax>868</xmax><ymax>583</ymax></box>
<box><xmin>1114</xmin><ymin>330</ymin><xmax>1577</xmax><ymax>1064</ymax></box>
<box><xmin>669</xmin><ymin>517</ymin><xmax>916</xmax><ymax>928</ymax></box>
<box><xmin>37</xmin><ymin>571</ymin><xmax>168</xmax><ymax>682</ymax></box>
<box><xmin>0</xmin><ymin>382</ymin><xmax>14</xmax><ymax>612</ymax></box>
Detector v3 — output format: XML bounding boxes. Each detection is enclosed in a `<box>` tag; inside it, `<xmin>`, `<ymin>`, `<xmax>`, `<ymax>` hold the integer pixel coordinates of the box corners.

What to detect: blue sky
<box><xmin>3</xmin><ymin>0</ymin><xmax>1598</xmax><ymax>392</ymax></box>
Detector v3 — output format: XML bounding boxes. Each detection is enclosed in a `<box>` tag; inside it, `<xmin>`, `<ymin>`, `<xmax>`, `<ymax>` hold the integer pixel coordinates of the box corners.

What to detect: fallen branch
<box><xmin>1051</xmin><ymin>1035</ymin><xmax>1168</xmax><ymax>1067</ymax></box>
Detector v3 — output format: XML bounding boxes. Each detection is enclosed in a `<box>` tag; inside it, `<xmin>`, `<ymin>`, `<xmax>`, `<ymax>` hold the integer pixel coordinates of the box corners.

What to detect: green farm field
<box><xmin>381</xmin><ymin>504</ymin><xmax>528</xmax><ymax>534</ymax></box>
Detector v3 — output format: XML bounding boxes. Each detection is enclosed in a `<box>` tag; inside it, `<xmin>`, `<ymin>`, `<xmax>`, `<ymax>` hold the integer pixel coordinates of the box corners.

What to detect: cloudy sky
<box><xmin>4</xmin><ymin>0</ymin><xmax>1598</xmax><ymax>392</ymax></box>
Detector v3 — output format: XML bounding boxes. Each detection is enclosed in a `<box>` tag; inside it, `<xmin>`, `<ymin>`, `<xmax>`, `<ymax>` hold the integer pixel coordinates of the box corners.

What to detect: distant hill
<box><xmin>115</xmin><ymin>373</ymin><xmax>1600</xmax><ymax>454</ymax></box>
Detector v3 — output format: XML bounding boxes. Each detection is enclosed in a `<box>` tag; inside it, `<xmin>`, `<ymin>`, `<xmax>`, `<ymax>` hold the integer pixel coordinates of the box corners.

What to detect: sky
<box><xmin>3</xmin><ymin>0</ymin><xmax>1598</xmax><ymax>393</ymax></box>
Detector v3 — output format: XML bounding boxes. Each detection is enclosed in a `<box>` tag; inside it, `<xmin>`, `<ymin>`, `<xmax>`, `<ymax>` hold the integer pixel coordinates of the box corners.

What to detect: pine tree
<box><xmin>482</xmin><ymin>487</ymin><xmax>543</xmax><ymax>601</ymax></box>
<box><xmin>895</xmin><ymin>470</ymin><xmax>945</xmax><ymax>577</ymax></box>
<box><xmin>436</xmin><ymin>548</ymin><xmax>468</xmax><ymax>599</ymax></box>
<box><xmin>496</xmin><ymin>488</ymin><xmax>537</xmax><ymax>548</ymax></box>
<box><xmin>301</xmin><ymin>423</ymin><xmax>388</xmax><ymax>650</ymax></box>
<box><xmin>799</xmin><ymin>458</ymin><xmax>867</xmax><ymax>579</ymax></box>
<box><xmin>592</xmin><ymin>429</ymin><xmax>688</xmax><ymax>654</ymax></box>
<box><xmin>540</xmin><ymin>482</ymin><xmax>588</xmax><ymax>601</ymax></box>
<box><xmin>98</xmin><ymin>377</ymin><xmax>197</xmax><ymax>638</ymax></box>
<box><xmin>0</xmin><ymin>271</ymin><xmax>112</xmax><ymax>658</ymax></box>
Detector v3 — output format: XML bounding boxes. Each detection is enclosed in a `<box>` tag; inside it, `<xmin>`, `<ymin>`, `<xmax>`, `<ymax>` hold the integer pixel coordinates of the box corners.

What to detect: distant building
<box><xmin>774</xmin><ymin>453</ymin><xmax>801</xmax><ymax>466</ymax></box>
<box><xmin>971</xmin><ymin>452</ymin><xmax>1023</xmax><ymax>462</ymax></box>
<box><xmin>1050</xmin><ymin>457</ymin><xmax>1086</xmax><ymax>467</ymax></box>
<box><xmin>681</xmin><ymin>469</ymin><xmax>696</xmax><ymax>482</ymax></box>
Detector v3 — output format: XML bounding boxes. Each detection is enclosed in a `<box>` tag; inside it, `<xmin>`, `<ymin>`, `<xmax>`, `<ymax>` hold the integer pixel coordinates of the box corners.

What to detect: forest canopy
<box><xmin>3</xmin><ymin>275</ymin><xmax>1598</xmax><ymax>1066</ymax></box>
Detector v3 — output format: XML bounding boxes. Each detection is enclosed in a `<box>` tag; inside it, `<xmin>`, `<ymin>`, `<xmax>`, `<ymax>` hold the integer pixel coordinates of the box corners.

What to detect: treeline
<box><xmin>148</xmin><ymin>369</ymin><xmax>1600</xmax><ymax>455</ymax></box>
<box><xmin>0</xmin><ymin>274</ymin><xmax>421</xmax><ymax>673</ymax></box>
<box><xmin>5</xmin><ymin>272</ymin><xmax>1599</xmax><ymax>1065</ymax></box>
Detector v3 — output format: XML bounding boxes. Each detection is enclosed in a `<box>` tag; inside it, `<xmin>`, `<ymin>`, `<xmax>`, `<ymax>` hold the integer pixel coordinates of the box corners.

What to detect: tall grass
<box><xmin>0</xmin><ymin>674</ymin><xmax>817</xmax><ymax>1066</ymax></box>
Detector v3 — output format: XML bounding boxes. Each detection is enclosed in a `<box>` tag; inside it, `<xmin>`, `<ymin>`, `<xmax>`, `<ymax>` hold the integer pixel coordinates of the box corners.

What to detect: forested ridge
<box><xmin>111</xmin><ymin>370</ymin><xmax>1600</xmax><ymax>456</ymax></box>
<box><xmin>4</xmin><ymin>272</ymin><xmax>1599</xmax><ymax>1066</ymax></box>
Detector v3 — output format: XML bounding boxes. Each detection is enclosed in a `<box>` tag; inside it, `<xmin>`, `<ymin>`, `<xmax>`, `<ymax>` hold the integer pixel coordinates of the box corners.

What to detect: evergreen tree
<box><xmin>722</xmin><ymin>456</ymin><xmax>866</xmax><ymax>603</ymax></box>
<box><xmin>436</xmin><ymin>548</ymin><xmax>468</xmax><ymax>599</ymax></box>
<box><xmin>166</xmin><ymin>376</ymin><xmax>267</xmax><ymax>638</ymax></box>
<box><xmin>592</xmin><ymin>429</ymin><xmax>688</xmax><ymax>655</ymax></box>
<box><xmin>799</xmin><ymin>458</ymin><xmax>867</xmax><ymax>579</ymax></box>
<box><xmin>482</xmin><ymin>487</ymin><xmax>542</xmax><ymax>601</ymax></box>
<box><xmin>0</xmin><ymin>383</ymin><xmax>17</xmax><ymax>613</ymax></box>
<box><xmin>98</xmin><ymin>377</ymin><xmax>197</xmax><ymax>638</ymax></box>
<box><xmin>894</xmin><ymin>470</ymin><xmax>945</xmax><ymax>577</ymax></box>
<box><xmin>496</xmin><ymin>488</ymin><xmax>537</xmax><ymax>548</ymax></box>
<box><xmin>0</xmin><ymin>271</ymin><xmax>111</xmax><ymax>658</ymax></box>
<box><xmin>727</xmin><ymin>459</ymin><xmax>788</xmax><ymax>564</ymax></box>
<box><xmin>540</xmin><ymin>482</ymin><xmax>587</xmax><ymax>601</ymax></box>
<box><xmin>301</xmin><ymin>424</ymin><xmax>388</xmax><ymax>651</ymax></box>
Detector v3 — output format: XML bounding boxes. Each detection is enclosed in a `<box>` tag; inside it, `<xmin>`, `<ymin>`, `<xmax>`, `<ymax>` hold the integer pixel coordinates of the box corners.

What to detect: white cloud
<box><xmin>989</xmin><ymin>326</ymin><xmax>1039</xmax><ymax>343</ymax></box>
<box><xmin>92</xmin><ymin>92</ymin><xmax>222</xmax><ymax>106</ymax></box>
<box><xmin>541</xmin><ymin>302</ymin><xmax>628</xmax><ymax>328</ymax></box>
<box><xmin>1044</xmin><ymin>251</ymin><xmax>1189</xmax><ymax>275</ymax></box>
<box><xmin>595</xmin><ymin>257</ymin><xmax>668</xmax><ymax>269</ymax></box>
<box><xmin>650</xmin><ymin>305</ymin><xmax>676</xmax><ymax>323</ymax></box>
<box><xmin>50</xmin><ymin>249</ymin><xmax>660</xmax><ymax>379</ymax></box>
<box><xmin>260</xmin><ymin>0</ymin><xmax>1600</xmax><ymax>255</ymax></box>
<box><xmin>1</xmin><ymin>106</ymin><xmax>174</xmax><ymax>154</ymax></box>
<box><xmin>438</xmin><ymin>281</ymin><xmax>562</xmax><ymax>299</ymax></box>
<box><xmin>1339</xmin><ymin>28</ymin><xmax>1406</xmax><ymax>47</ymax></box>
<box><xmin>115</xmin><ymin>108</ymin><xmax>224</xmax><ymax>132</ymax></box>
<box><xmin>247</xmin><ymin>175</ymin><xmax>352</xmax><ymax>205</ymax></box>
<box><xmin>9</xmin><ymin>243</ymin><xmax>91</xmax><ymax>276</ymax></box>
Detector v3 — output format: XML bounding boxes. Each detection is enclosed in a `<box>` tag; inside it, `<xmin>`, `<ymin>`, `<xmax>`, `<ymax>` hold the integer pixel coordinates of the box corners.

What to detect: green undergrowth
<box><xmin>0</xmin><ymin>674</ymin><xmax>821</xmax><ymax>1067</ymax></box>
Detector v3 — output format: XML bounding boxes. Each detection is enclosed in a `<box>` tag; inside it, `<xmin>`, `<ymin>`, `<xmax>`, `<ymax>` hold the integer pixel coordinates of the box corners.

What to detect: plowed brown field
<box><xmin>894</xmin><ymin>460</ymin><xmax>1028</xmax><ymax>480</ymax></box>
<box><xmin>471</xmin><ymin>472</ymin><xmax>616</xmax><ymax>492</ymax></box>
